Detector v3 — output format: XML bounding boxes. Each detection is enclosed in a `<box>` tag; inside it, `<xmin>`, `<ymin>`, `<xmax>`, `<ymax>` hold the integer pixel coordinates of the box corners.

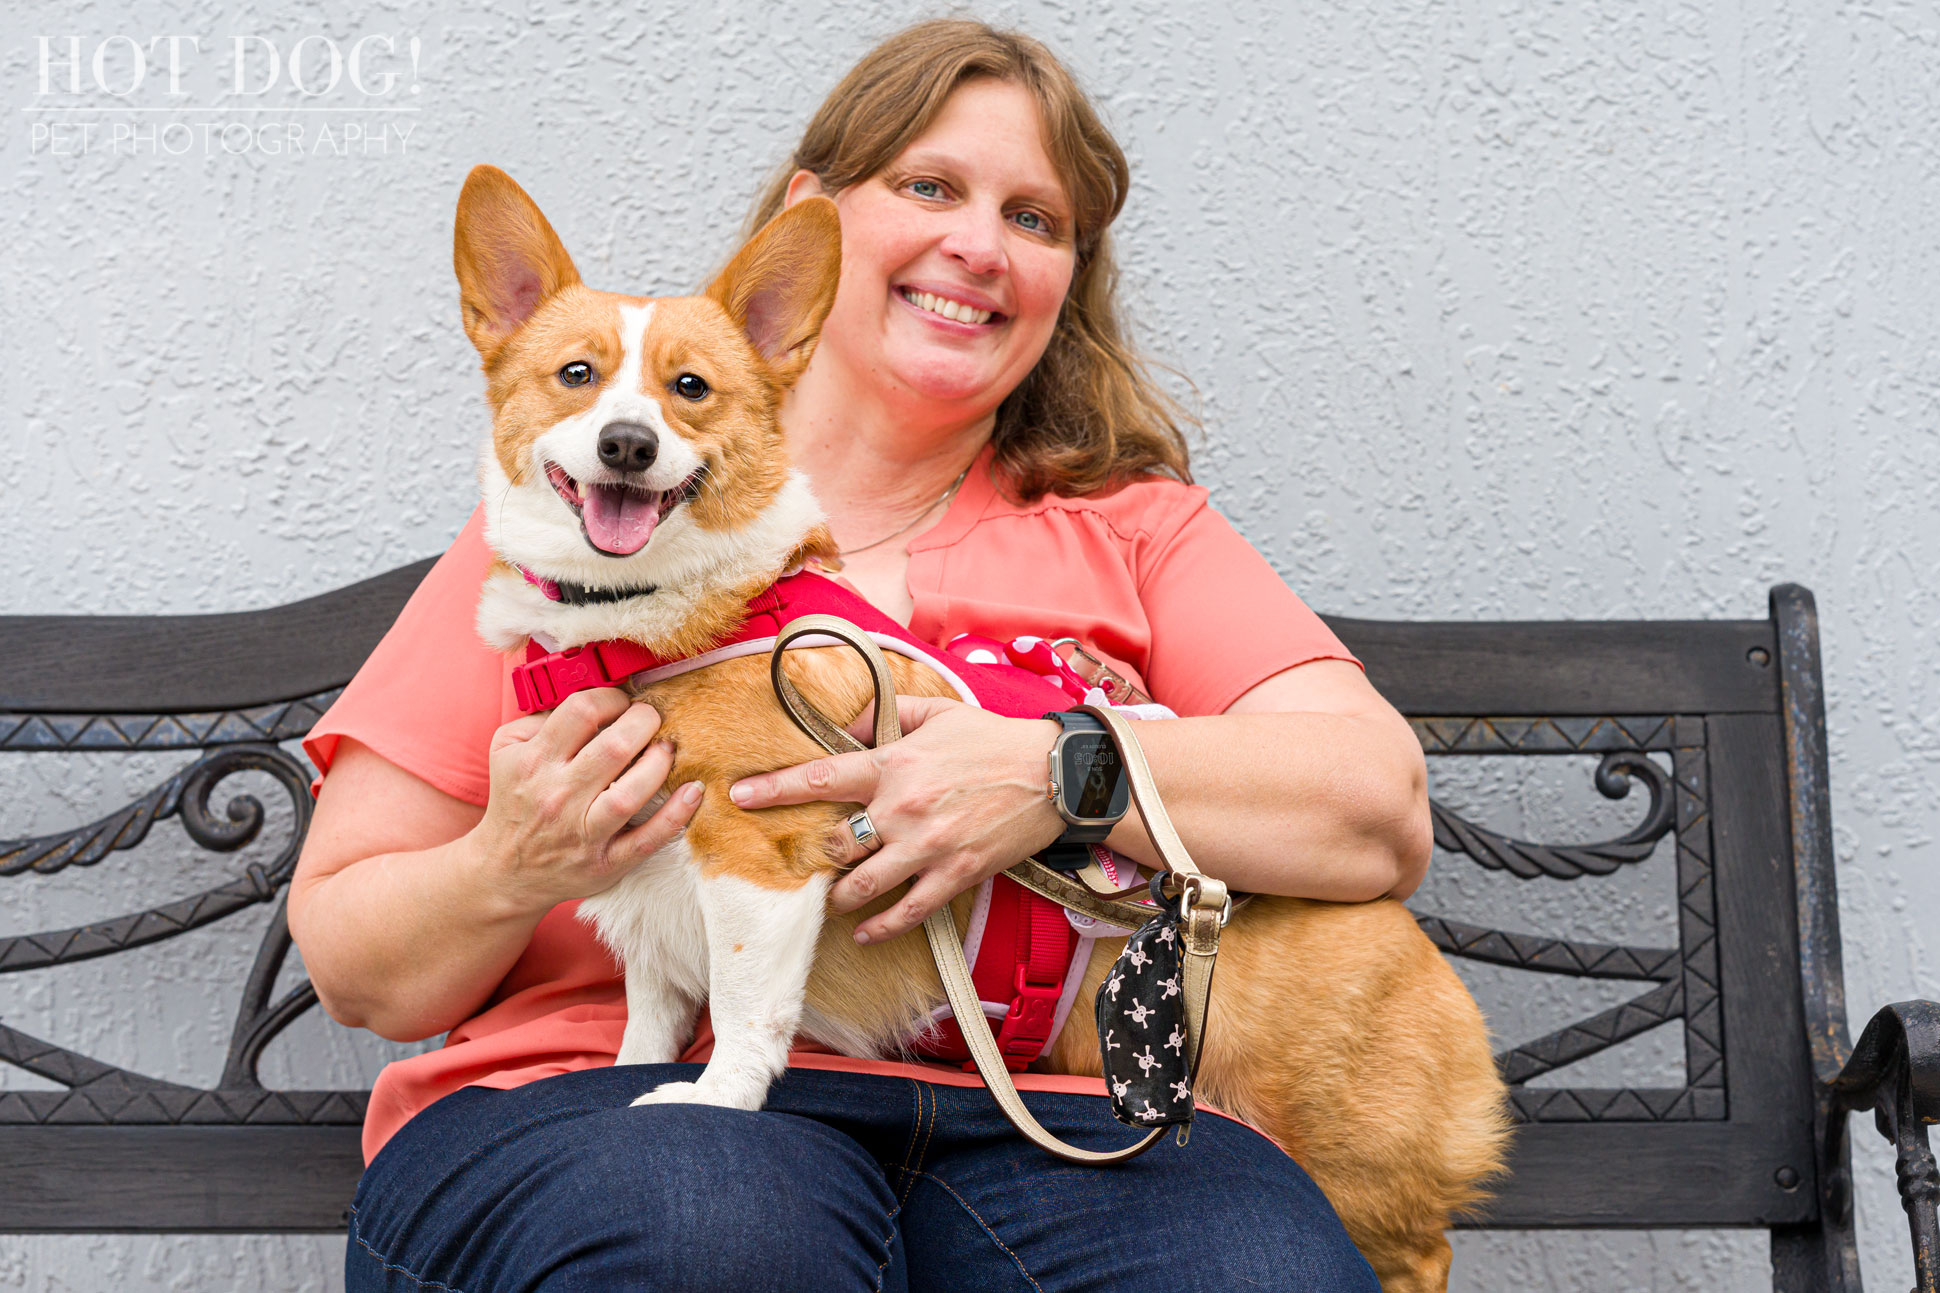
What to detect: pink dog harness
<box><xmin>509</xmin><ymin>569</ymin><xmax>1132</xmax><ymax>1069</ymax></box>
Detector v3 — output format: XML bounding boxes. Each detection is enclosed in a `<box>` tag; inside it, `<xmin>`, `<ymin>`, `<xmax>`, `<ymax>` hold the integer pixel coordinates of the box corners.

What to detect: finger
<box><xmin>607</xmin><ymin>780</ymin><xmax>706</xmax><ymax>871</ymax></box>
<box><xmin>819</xmin><ymin>818</ymin><xmax>872</xmax><ymax>871</ymax></box>
<box><xmin>819</xmin><ymin>804</ymin><xmax>906</xmax><ymax>870</ymax></box>
<box><xmin>828</xmin><ymin>844</ymin><xmax>924</xmax><ymax>913</ymax></box>
<box><xmin>844</xmin><ymin>693</ymin><xmax>963</xmax><ymax>745</ymax></box>
<box><xmin>489</xmin><ymin>714</ymin><xmax>547</xmax><ymax>756</ymax></box>
<box><xmin>730</xmin><ymin>749</ymin><xmax>879</xmax><ymax>809</ymax></box>
<box><xmin>569</xmin><ymin>701</ymin><xmax>665</xmax><ymax>781</ymax></box>
<box><xmin>531</xmin><ymin>689</ymin><xmax>637</xmax><ymax>761</ymax></box>
<box><xmin>584</xmin><ymin>738</ymin><xmax>676</xmax><ymax>839</ymax></box>
<box><xmin>854</xmin><ymin>865</ymin><xmax>962</xmax><ymax>944</ymax></box>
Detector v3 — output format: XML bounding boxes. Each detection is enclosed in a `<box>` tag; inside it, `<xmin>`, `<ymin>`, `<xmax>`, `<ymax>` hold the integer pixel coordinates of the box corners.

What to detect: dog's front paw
<box><xmin>629</xmin><ymin>1079</ymin><xmax>761</xmax><ymax>1110</ymax></box>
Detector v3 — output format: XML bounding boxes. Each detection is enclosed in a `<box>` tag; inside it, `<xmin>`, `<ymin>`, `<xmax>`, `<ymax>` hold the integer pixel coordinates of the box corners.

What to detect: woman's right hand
<box><xmin>474</xmin><ymin>687</ymin><xmax>704</xmax><ymax>913</ymax></box>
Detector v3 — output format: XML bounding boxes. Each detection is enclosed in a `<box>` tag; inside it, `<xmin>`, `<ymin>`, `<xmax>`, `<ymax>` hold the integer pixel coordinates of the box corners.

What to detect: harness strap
<box><xmin>512</xmin><ymin>638</ymin><xmax>665</xmax><ymax>713</ymax></box>
<box><xmin>768</xmin><ymin>616</ymin><xmax>1225</xmax><ymax>1165</ymax></box>
<box><xmin>989</xmin><ymin>890</ymin><xmax>1070</xmax><ymax>1066</ymax></box>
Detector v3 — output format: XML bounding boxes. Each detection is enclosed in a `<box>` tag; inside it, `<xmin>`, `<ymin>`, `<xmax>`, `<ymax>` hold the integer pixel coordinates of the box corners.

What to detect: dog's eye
<box><xmin>558</xmin><ymin>362</ymin><xmax>595</xmax><ymax>387</ymax></box>
<box><xmin>674</xmin><ymin>373</ymin><xmax>710</xmax><ymax>401</ymax></box>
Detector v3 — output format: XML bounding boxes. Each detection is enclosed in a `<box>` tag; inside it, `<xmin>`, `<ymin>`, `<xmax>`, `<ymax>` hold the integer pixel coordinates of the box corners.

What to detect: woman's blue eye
<box><xmin>1014</xmin><ymin>210</ymin><xmax>1047</xmax><ymax>232</ymax></box>
<box><xmin>909</xmin><ymin>179</ymin><xmax>943</xmax><ymax>199</ymax></box>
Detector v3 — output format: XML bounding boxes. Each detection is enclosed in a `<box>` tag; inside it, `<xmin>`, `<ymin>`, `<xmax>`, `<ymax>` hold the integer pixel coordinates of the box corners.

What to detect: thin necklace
<box><xmin>836</xmin><ymin>463</ymin><xmax>973</xmax><ymax>558</ymax></box>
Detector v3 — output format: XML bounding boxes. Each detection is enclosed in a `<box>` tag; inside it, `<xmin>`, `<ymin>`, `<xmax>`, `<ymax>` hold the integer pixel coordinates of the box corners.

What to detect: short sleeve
<box><xmin>1134</xmin><ymin>496</ymin><xmax>1359</xmax><ymax>717</ymax></box>
<box><xmin>301</xmin><ymin>506</ymin><xmax>511</xmax><ymax>805</ymax></box>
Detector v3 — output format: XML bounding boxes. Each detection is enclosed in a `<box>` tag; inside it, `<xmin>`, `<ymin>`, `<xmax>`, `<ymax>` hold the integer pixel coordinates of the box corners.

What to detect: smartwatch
<box><xmin>1040</xmin><ymin>710</ymin><xmax>1131</xmax><ymax>870</ymax></box>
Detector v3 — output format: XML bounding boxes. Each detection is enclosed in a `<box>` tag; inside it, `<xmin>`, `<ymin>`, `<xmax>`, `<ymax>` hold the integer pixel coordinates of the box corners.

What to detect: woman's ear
<box><xmin>783</xmin><ymin>169</ymin><xmax>827</xmax><ymax>209</ymax></box>
<box><xmin>706</xmin><ymin>196</ymin><xmax>842</xmax><ymax>386</ymax></box>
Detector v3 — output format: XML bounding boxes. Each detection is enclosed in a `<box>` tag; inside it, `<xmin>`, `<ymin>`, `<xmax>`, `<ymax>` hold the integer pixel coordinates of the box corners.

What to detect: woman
<box><xmin>295</xmin><ymin>19</ymin><xmax>1426</xmax><ymax>1291</ymax></box>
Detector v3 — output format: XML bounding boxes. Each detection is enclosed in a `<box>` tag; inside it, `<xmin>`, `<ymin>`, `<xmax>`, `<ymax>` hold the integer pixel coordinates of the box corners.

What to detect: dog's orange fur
<box><xmin>456</xmin><ymin>164</ymin><xmax>1509</xmax><ymax>1291</ymax></box>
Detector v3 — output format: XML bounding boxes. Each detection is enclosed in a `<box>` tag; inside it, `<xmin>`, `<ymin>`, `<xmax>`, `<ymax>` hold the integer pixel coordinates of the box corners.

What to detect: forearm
<box><xmin>1101</xmin><ymin>710</ymin><xmax>1431</xmax><ymax>902</ymax></box>
<box><xmin>290</xmin><ymin>830</ymin><xmax>553</xmax><ymax>1043</ymax></box>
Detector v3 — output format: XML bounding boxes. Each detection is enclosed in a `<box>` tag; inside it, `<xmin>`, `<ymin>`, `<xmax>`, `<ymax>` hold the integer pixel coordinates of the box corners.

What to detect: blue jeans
<box><xmin>346</xmin><ymin>1063</ymin><xmax>1377</xmax><ymax>1292</ymax></box>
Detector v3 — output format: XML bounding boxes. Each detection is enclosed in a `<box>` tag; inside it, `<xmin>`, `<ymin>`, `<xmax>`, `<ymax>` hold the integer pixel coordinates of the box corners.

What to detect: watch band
<box><xmin>1044</xmin><ymin>709</ymin><xmax>1126</xmax><ymax>848</ymax></box>
<box><xmin>1040</xmin><ymin>841</ymin><xmax>1099</xmax><ymax>872</ymax></box>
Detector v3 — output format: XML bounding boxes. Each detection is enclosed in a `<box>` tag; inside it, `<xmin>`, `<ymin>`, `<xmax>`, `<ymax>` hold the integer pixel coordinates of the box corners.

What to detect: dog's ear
<box><xmin>453</xmin><ymin>165</ymin><xmax>582</xmax><ymax>359</ymax></box>
<box><xmin>706</xmin><ymin>196</ymin><xmax>842</xmax><ymax>385</ymax></box>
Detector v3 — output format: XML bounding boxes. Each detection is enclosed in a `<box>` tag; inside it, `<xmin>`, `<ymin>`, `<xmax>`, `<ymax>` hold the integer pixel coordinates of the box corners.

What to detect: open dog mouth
<box><xmin>546</xmin><ymin>461</ymin><xmax>702</xmax><ymax>557</ymax></box>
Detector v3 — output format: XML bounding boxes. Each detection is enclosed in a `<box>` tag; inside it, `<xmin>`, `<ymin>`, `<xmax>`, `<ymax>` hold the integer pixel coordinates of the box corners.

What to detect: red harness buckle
<box><xmin>993</xmin><ymin>966</ymin><xmax>1064</xmax><ymax>1069</ymax></box>
<box><xmin>512</xmin><ymin>643</ymin><xmax>626</xmax><ymax>712</ymax></box>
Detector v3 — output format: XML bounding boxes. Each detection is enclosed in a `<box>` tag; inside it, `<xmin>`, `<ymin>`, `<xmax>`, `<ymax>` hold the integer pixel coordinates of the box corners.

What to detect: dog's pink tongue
<box><xmin>583</xmin><ymin>484</ymin><xmax>660</xmax><ymax>555</ymax></box>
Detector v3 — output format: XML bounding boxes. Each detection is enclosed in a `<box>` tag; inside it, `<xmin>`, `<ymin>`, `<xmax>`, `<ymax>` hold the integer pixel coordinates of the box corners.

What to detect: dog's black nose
<box><xmin>597</xmin><ymin>422</ymin><xmax>659</xmax><ymax>473</ymax></box>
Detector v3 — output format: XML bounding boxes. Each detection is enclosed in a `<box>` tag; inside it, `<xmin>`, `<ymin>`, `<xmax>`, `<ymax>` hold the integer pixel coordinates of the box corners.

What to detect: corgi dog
<box><xmin>455</xmin><ymin>164</ymin><xmax>1509</xmax><ymax>1293</ymax></box>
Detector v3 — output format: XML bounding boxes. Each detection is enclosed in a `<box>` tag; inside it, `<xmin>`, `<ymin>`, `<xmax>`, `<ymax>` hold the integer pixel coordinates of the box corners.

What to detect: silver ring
<box><xmin>846</xmin><ymin>809</ymin><xmax>884</xmax><ymax>853</ymax></box>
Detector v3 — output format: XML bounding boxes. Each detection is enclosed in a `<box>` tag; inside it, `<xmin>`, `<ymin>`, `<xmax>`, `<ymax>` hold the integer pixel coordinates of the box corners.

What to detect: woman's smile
<box><xmin>894</xmin><ymin>283</ymin><xmax>1002</xmax><ymax>328</ymax></box>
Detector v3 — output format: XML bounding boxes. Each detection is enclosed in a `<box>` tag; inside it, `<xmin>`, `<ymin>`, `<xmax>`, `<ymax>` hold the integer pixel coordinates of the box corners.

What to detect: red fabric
<box><xmin>302</xmin><ymin>443</ymin><xmax>1361</xmax><ymax>1161</ymax></box>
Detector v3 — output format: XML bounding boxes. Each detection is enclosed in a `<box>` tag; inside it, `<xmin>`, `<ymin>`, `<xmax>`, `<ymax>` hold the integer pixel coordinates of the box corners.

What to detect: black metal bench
<box><xmin>2</xmin><ymin>566</ymin><xmax>1933</xmax><ymax>1290</ymax></box>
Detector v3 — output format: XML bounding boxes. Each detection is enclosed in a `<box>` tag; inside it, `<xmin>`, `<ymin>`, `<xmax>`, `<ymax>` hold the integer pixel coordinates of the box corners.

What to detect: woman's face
<box><xmin>792</xmin><ymin>78</ymin><xmax>1078</xmax><ymax>421</ymax></box>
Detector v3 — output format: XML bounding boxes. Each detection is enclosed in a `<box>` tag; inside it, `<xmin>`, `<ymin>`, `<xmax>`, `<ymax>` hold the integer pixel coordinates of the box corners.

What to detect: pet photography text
<box><xmin>23</xmin><ymin>32</ymin><xmax>423</xmax><ymax>159</ymax></box>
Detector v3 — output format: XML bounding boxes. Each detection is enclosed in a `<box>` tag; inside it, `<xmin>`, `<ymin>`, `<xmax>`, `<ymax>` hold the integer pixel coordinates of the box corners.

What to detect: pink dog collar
<box><xmin>520</xmin><ymin>566</ymin><xmax>564</xmax><ymax>601</ymax></box>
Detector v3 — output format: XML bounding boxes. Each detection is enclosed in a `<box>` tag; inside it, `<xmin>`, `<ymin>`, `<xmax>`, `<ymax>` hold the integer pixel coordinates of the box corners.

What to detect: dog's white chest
<box><xmin>576</xmin><ymin>839</ymin><xmax>711</xmax><ymax>1005</ymax></box>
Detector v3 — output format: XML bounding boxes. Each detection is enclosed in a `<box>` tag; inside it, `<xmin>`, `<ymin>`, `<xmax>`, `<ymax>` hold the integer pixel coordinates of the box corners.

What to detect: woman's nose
<box><xmin>937</xmin><ymin>204</ymin><xmax>1007</xmax><ymax>277</ymax></box>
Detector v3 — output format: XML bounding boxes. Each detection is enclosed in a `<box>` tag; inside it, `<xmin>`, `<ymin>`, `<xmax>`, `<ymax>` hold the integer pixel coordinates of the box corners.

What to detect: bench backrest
<box><xmin>0</xmin><ymin>566</ymin><xmax>1843</xmax><ymax>1250</ymax></box>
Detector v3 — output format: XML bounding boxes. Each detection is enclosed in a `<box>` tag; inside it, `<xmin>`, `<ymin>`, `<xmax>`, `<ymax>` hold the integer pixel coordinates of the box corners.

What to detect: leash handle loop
<box><xmin>768</xmin><ymin>615</ymin><xmax>901</xmax><ymax>754</ymax></box>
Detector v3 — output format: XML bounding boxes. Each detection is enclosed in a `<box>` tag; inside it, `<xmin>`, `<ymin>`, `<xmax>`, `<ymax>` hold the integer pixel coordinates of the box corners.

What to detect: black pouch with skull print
<box><xmin>1094</xmin><ymin>898</ymin><xmax>1195</xmax><ymax>1131</ymax></box>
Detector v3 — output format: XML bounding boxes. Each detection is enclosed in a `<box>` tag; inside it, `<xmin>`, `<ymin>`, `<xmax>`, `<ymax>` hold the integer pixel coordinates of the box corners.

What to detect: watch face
<box><xmin>1059</xmin><ymin>731</ymin><xmax>1130</xmax><ymax>821</ymax></box>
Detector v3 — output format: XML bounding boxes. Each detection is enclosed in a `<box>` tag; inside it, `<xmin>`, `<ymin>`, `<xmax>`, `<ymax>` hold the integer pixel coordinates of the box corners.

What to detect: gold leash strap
<box><xmin>766</xmin><ymin>620</ymin><xmax>1223</xmax><ymax>1164</ymax></box>
<box><xmin>1004</xmin><ymin>858</ymin><xmax>1255</xmax><ymax>931</ymax></box>
<box><xmin>918</xmin><ymin>906</ymin><xmax>1164</xmax><ymax>1164</ymax></box>
<box><xmin>1003</xmin><ymin>861</ymin><xmax>1152</xmax><ymax>929</ymax></box>
<box><xmin>769</xmin><ymin>615</ymin><xmax>903</xmax><ymax>751</ymax></box>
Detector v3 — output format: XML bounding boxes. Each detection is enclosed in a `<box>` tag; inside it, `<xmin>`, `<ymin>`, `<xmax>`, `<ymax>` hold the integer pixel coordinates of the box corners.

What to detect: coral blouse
<box><xmin>303</xmin><ymin>444</ymin><xmax>1359</xmax><ymax>1162</ymax></box>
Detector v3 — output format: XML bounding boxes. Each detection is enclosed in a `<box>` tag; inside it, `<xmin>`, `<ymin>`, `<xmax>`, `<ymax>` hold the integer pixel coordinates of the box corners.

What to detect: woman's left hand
<box><xmin>729</xmin><ymin>697</ymin><xmax>1065</xmax><ymax>944</ymax></box>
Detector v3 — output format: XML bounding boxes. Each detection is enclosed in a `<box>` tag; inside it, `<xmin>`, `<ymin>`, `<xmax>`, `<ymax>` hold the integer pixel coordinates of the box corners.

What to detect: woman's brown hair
<box><xmin>746</xmin><ymin>18</ymin><xmax>1194</xmax><ymax>501</ymax></box>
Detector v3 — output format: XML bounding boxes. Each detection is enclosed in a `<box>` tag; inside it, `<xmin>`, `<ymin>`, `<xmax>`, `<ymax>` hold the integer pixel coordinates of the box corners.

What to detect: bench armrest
<box><xmin>1826</xmin><ymin>1000</ymin><xmax>1939</xmax><ymax>1290</ymax></box>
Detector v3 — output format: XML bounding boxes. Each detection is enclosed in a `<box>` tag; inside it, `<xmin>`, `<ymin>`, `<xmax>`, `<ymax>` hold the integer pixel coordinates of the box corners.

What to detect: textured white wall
<box><xmin>4</xmin><ymin>0</ymin><xmax>1935</xmax><ymax>1289</ymax></box>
